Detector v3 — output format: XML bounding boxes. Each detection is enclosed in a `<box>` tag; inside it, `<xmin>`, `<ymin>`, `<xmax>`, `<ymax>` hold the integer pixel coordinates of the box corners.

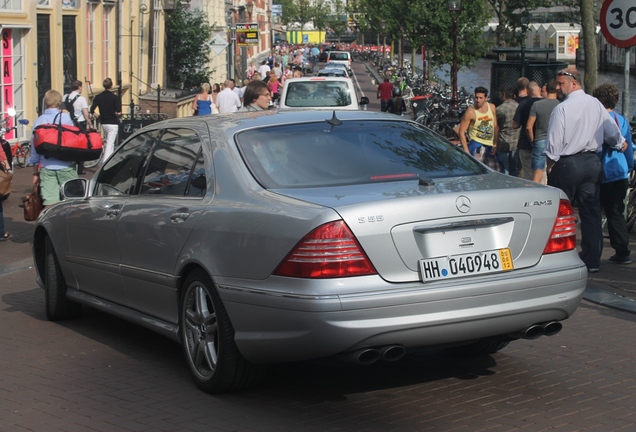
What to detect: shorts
<box><xmin>39</xmin><ymin>166</ymin><xmax>78</xmax><ymax>206</ymax></box>
<box><xmin>532</xmin><ymin>139</ymin><xmax>547</xmax><ymax>170</ymax></box>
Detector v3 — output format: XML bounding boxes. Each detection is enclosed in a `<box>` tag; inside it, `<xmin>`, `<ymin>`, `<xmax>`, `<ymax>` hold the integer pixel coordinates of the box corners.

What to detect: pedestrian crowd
<box><xmin>453</xmin><ymin>68</ymin><xmax>633</xmax><ymax>273</ymax></box>
<box><xmin>191</xmin><ymin>42</ymin><xmax>328</xmax><ymax>115</ymax></box>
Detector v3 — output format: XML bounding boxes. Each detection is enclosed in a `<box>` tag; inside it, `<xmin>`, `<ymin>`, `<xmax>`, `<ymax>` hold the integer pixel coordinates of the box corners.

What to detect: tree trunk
<box><xmin>579</xmin><ymin>0</ymin><xmax>597</xmax><ymax>93</ymax></box>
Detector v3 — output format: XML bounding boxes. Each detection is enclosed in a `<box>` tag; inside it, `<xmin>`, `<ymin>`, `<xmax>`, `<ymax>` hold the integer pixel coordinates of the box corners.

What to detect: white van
<box><xmin>278</xmin><ymin>77</ymin><xmax>369</xmax><ymax>110</ymax></box>
<box><xmin>326</xmin><ymin>51</ymin><xmax>352</xmax><ymax>74</ymax></box>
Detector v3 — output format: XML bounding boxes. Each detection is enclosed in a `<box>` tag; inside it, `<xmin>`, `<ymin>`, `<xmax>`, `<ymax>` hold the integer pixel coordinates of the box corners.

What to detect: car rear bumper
<box><xmin>217</xmin><ymin>258</ymin><xmax>587</xmax><ymax>363</ymax></box>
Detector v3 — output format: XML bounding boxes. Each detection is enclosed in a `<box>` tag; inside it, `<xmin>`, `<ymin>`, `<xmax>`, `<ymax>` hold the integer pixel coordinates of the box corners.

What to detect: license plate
<box><xmin>419</xmin><ymin>248</ymin><xmax>513</xmax><ymax>282</ymax></box>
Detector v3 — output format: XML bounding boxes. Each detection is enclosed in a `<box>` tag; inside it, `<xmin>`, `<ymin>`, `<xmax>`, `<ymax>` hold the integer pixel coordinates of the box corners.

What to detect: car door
<box><xmin>65</xmin><ymin>130</ymin><xmax>158</xmax><ymax>306</ymax></box>
<box><xmin>117</xmin><ymin>127</ymin><xmax>211</xmax><ymax>323</ymax></box>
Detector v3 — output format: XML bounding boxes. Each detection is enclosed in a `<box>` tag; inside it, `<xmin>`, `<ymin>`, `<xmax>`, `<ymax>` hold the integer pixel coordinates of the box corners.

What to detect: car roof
<box><xmin>155</xmin><ymin>110</ymin><xmax>404</xmax><ymax>134</ymax></box>
<box><xmin>317</xmin><ymin>69</ymin><xmax>348</xmax><ymax>76</ymax></box>
<box><xmin>281</xmin><ymin>77</ymin><xmax>351</xmax><ymax>83</ymax></box>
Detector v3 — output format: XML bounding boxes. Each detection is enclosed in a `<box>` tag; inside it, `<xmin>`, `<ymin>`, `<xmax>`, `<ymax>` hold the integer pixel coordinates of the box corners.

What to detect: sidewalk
<box><xmin>3</xmin><ymin>124</ymin><xmax>636</xmax><ymax>314</ymax></box>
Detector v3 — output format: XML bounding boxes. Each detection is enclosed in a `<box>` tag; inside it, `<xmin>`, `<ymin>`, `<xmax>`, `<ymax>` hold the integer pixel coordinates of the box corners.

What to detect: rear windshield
<box><xmin>329</xmin><ymin>52</ymin><xmax>349</xmax><ymax>61</ymax></box>
<box><xmin>236</xmin><ymin>120</ymin><xmax>486</xmax><ymax>188</ymax></box>
<box><xmin>283</xmin><ymin>81</ymin><xmax>352</xmax><ymax>107</ymax></box>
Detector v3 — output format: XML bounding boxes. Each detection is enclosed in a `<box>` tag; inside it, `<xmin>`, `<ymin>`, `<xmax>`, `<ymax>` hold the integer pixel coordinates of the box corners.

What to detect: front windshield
<box><xmin>237</xmin><ymin>120</ymin><xmax>486</xmax><ymax>188</ymax></box>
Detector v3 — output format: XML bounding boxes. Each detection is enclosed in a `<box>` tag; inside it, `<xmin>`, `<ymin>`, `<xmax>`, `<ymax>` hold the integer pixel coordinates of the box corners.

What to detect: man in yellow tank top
<box><xmin>458</xmin><ymin>86</ymin><xmax>499</xmax><ymax>159</ymax></box>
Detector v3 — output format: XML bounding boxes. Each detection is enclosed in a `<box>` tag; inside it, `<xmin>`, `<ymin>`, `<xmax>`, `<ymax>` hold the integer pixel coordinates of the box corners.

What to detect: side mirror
<box><xmin>61</xmin><ymin>178</ymin><xmax>89</xmax><ymax>199</ymax></box>
<box><xmin>359</xmin><ymin>96</ymin><xmax>370</xmax><ymax>105</ymax></box>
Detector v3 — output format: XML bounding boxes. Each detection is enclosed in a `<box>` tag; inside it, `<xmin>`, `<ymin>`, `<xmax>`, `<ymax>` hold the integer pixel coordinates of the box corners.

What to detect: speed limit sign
<box><xmin>601</xmin><ymin>0</ymin><xmax>636</xmax><ymax>48</ymax></box>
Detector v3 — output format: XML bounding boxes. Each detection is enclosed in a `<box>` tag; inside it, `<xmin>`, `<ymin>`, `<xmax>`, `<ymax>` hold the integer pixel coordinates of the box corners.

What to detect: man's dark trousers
<box><xmin>548</xmin><ymin>152</ymin><xmax>603</xmax><ymax>269</ymax></box>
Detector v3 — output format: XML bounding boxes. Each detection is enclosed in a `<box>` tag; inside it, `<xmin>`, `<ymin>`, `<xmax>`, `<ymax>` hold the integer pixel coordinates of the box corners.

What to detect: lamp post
<box><xmin>266</xmin><ymin>8</ymin><xmax>273</xmax><ymax>51</ymax></box>
<box><xmin>420</xmin><ymin>24</ymin><xmax>427</xmax><ymax>85</ymax></box>
<box><xmin>448</xmin><ymin>0</ymin><xmax>461</xmax><ymax>112</ymax></box>
<box><xmin>226</xmin><ymin>9</ymin><xmax>236</xmax><ymax>80</ymax></box>
<box><xmin>380</xmin><ymin>19</ymin><xmax>386</xmax><ymax>62</ymax></box>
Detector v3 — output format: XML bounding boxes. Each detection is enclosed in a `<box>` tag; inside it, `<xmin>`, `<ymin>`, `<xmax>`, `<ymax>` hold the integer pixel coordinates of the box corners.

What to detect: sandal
<box><xmin>0</xmin><ymin>232</ymin><xmax>10</xmax><ymax>241</ymax></box>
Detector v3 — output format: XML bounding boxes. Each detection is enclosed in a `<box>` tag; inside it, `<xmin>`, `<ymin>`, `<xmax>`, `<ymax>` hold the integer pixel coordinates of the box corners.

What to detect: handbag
<box><xmin>33</xmin><ymin>113</ymin><xmax>103</xmax><ymax>162</ymax></box>
<box><xmin>0</xmin><ymin>164</ymin><xmax>12</xmax><ymax>198</ymax></box>
<box><xmin>23</xmin><ymin>184</ymin><xmax>43</xmax><ymax>221</ymax></box>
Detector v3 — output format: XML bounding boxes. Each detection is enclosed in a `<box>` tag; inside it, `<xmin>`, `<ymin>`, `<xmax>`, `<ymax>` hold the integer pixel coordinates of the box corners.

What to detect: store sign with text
<box><xmin>236</xmin><ymin>23</ymin><xmax>259</xmax><ymax>47</ymax></box>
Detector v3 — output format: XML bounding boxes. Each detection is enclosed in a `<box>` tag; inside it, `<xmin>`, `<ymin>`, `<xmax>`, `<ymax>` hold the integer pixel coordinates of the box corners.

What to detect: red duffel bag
<box><xmin>33</xmin><ymin>113</ymin><xmax>103</xmax><ymax>162</ymax></box>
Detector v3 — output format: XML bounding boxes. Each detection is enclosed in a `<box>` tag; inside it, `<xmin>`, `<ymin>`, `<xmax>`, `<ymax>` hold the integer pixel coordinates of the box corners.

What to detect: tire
<box><xmin>45</xmin><ymin>236</ymin><xmax>82</xmax><ymax>321</ymax></box>
<box><xmin>180</xmin><ymin>270</ymin><xmax>262</xmax><ymax>393</ymax></box>
<box><xmin>83</xmin><ymin>157</ymin><xmax>101</xmax><ymax>169</ymax></box>
<box><xmin>626</xmin><ymin>192</ymin><xmax>636</xmax><ymax>233</ymax></box>
<box><xmin>446</xmin><ymin>338</ymin><xmax>510</xmax><ymax>356</ymax></box>
<box><xmin>15</xmin><ymin>145</ymin><xmax>30</xmax><ymax>168</ymax></box>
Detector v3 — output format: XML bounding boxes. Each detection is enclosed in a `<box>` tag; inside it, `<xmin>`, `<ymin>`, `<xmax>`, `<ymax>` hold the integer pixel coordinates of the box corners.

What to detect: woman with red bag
<box><xmin>28</xmin><ymin>90</ymin><xmax>78</xmax><ymax>207</ymax></box>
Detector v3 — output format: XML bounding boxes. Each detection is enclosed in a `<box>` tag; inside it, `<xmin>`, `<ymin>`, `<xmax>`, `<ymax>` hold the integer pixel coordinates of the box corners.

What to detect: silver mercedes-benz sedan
<box><xmin>33</xmin><ymin>110</ymin><xmax>587</xmax><ymax>393</ymax></box>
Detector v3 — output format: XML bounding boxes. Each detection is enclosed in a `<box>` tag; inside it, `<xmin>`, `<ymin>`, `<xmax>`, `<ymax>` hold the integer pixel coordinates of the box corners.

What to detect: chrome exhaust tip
<box><xmin>379</xmin><ymin>345</ymin><xmax>406</xmax><ymax>362</ymax></box>
<box><xmin>542</xmin><ymin>321</ymin><xmax>563</xmax><ymax>336</ymax></box>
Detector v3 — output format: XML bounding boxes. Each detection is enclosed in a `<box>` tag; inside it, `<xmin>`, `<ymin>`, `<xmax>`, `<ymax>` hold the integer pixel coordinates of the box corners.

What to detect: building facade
<box><xmin>1</xmin><ymin>0</ymin><xmax>167</xmax><ymax>143</ymax></box>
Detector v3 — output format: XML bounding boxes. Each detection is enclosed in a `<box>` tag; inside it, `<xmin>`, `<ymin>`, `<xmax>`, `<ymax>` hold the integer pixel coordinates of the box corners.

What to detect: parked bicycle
<box><xmin>0</xmin><ymin>110</ymin><xmax>30</xmax><ymax>169</ymax></box>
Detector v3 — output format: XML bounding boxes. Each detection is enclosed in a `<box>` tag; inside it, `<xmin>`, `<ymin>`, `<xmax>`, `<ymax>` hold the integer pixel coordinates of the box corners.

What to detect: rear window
<box><xmin>329</xmin><ymin>52</ymin><xmax>349</xmax><ymax>61</ymax></box>
<box><xmin>283</xmin><ymin>81</ymin><xmax>352</xmax><ymax>107</ymax></box>
<box><xmin>236</xmin><ymin>120</ymin><xmax>486</xmax><ymax>188</ymax></box>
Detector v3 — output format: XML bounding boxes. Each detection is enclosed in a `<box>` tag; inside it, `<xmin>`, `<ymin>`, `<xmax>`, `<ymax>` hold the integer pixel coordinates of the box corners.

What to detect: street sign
<box><xmin>208</xmin><ymin>31</ymin><xmax>229</xmax><ymax>55</ymax></box>
<box><xmin>600</xmin><ymin>0</ymin><xmax>636</xmax><ymax>48</ymax></box>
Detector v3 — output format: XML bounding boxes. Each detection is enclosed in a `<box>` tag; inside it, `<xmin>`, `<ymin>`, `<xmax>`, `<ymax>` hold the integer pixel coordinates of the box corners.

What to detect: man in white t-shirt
<box><xmin>216</xmin><ymin>80</ymin><xmax>242</xmax><ymax>113</ymax></box>
<box><xmin>64</xmin><ymin>80</ymin><xmax>94</xmax><ymax>174</ymax></box>
<box><xmin>257</xmin><ymin>60</ymin><xmax>271</xmax><ymax>80</ymax></box>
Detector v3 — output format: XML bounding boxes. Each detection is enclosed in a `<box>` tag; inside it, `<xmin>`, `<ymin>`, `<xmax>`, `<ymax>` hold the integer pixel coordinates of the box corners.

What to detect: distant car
<box><xmin>323</xmin><ymin>62</ymin><xmax>350</xmax><ymax>74</ymax></box>
<box><xmin>34</xmin><ymin>110</ymin><xmax>587</xmax><ymax>394</ymax></box>
<box><xmin>317</xmin><ymin>68</ymin><xmax>350</xmax><ymax>78</ymax></box>
<box><xmin>327</xmin><ymin>50</ymin><xmax>352</xmax><ymax>73</ymax></box>
<box><xmin>278</xmin><ymin>76</ymin><xmax>369</xmax><ymax>110</ymax></box>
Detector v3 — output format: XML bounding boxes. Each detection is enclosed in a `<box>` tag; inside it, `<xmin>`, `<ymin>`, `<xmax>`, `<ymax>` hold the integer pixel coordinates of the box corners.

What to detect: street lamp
<box><xmin>266</xmin><ymin>8</ymin><xmax>273</xmax><ymax>50</ymax></box>
<box><xmin>380</xmin><ymin>19</ymin><xmax>387</xmax><ymax>62</ymax></box>
<box><xmin>447</xmin><ymin>0</ymin><xmax>461</xmax><ymax>112</ymax></box>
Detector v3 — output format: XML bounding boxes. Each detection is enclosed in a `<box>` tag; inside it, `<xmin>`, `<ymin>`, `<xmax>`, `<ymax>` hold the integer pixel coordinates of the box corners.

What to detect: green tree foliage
<box><xmin>321</xmin><ymin>0</ymin><xmax>349</xmax><ymax>42</ymax></box>
<box><xmin>358</xmin><ymin>0</ymin><xmax>491</xmax><ymax>71</ymax></box>
<box><xmin>165</xmin><ymin>5</ymin><xmax>214</xmax><ymax>89</ymax></box>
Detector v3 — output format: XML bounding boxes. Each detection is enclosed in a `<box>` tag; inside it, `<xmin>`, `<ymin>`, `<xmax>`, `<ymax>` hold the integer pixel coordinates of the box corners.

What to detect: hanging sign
<box><xmin>236</xmin><ymin>23</ymin><xmax>259</xmax><ymax>47</ymax></box>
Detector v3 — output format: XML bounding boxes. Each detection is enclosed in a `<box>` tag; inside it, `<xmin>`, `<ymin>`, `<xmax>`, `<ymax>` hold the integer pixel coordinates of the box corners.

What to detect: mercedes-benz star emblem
<box><xmin>455</xmin><ymin>195</ymin><xmax>472</xmax><ymax>213</ymax></box>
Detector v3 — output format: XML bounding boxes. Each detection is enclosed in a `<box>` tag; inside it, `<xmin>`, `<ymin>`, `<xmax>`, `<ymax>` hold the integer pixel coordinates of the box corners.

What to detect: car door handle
<box><xmin>171</xmin><ymin>212</ymin><xmax>190</xmax><ymax>223</ymax></box>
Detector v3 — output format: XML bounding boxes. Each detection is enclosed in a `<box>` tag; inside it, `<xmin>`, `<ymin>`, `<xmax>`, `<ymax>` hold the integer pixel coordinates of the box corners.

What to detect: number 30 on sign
<box><xmin>601</xmin><ymin>0</ymin><xmax>636</xmax><ymax>48</ymax></box>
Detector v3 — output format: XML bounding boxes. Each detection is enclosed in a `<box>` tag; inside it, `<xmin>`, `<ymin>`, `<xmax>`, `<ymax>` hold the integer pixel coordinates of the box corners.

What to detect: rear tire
<box><xmin>180</xmin><ymin>270</ymin><xmax>263</xmax><ymax>393</ymax></box>
<box><xmin>45</xmin><ymin>236</ymin><xmax>82</xmax><ymax>320</ymax></box>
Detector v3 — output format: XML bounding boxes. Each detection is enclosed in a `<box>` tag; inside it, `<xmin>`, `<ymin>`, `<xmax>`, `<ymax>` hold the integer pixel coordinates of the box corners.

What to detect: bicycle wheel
<box><xmin>626</xmin><ymin>190</ymin><xmax>636</xmax><ymax>233</ymax></box>
<box><xmin>15</xmin><ymin>144</ymin><xmax>30</xmax><ymax>168</ymax></box>
<box><xmin>84</xmin><ymin>156</ymin><xmax>101</xmax><ymax>169</ymax></box>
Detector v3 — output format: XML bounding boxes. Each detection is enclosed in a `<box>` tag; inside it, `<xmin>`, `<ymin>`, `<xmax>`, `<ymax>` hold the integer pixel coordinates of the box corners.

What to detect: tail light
<box><xmin>274</xmin><ymin>220</ymin><xmax>377</xmax><ymax>278</ymax></box>
<box><xmin>543</xmin><ymin>199</ymin><xmax>577</xmax><ymax>254</ymax></box>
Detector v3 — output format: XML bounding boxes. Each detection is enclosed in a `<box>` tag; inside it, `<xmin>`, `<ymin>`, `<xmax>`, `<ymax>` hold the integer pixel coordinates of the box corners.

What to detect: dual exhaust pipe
<box><xmin>338</xmin><ymin>345</ymin><xmax>406</xmax><ymax>365</ymax></box>
<box><xmin>338</xmin><ymin>321</ymin><xmax>563</xmax><ymax>364</ymax></box>
<box><xmin>513</xmin><ymin>321</ymin><xmax>563</xmax><ymax>340</ymax></box>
